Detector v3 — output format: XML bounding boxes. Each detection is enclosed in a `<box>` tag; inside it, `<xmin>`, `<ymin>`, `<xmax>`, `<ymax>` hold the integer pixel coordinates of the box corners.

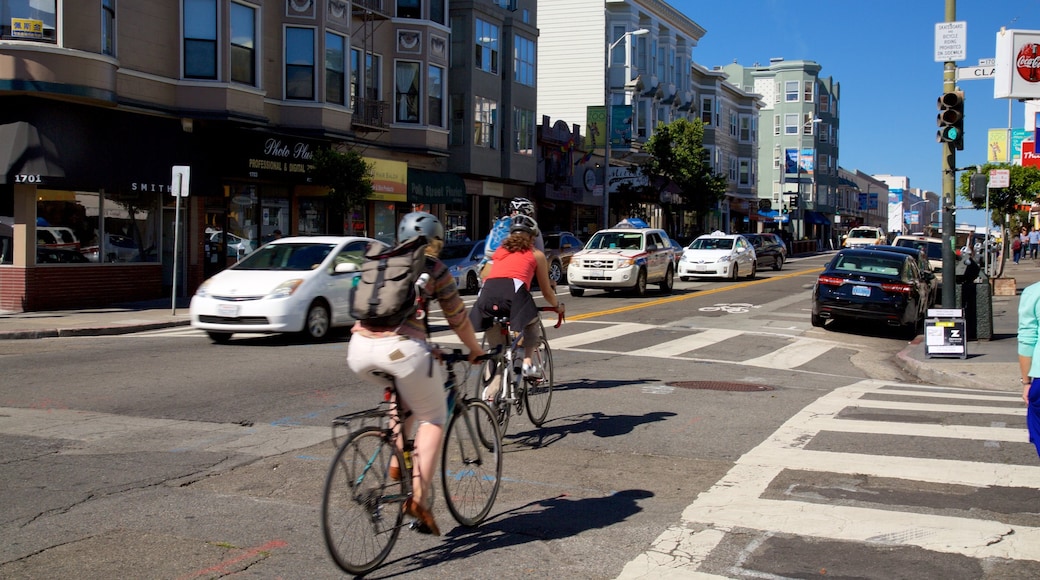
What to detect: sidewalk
<box><xmin>0</xmin><ymin>266</ymin><xmax>1034</xmax><ymax>392</ymax></box>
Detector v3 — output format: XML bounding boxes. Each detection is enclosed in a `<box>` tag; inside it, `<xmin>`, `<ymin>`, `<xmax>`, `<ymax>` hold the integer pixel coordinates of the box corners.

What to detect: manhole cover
<box><xmin>666</xmin><ymin>381</ymin><xmax>774</xmax><ymax>392</ymax></box>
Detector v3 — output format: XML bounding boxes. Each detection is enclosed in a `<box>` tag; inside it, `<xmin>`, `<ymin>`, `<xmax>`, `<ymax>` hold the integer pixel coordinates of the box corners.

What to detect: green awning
<box><xmin>407</xmin><ymin>168</ymin><xmax>465</xmax><ymax>205</ymax></box>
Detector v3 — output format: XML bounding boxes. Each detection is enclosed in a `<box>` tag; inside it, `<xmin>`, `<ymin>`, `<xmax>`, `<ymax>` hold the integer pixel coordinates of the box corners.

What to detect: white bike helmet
<box><xmin>397</xmin><ymin>211</ymin><xmax>444</xmax><ymax>244</ymax></box>
<box><xmin>508</xmin><ymin>197</ymin><xmax>535</xmax><ymax>217</ymax></box>
<box><xmin>509</xmin><ymin>214</ymin><xmax>539</xmax><ymax>236</ymax></box>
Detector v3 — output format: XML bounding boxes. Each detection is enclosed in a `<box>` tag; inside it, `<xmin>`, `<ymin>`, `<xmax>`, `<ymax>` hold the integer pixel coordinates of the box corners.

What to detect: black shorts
<box><xmin>469</xmin><ymin>278</ymin><xmax>538</xmax><ymax>332</ymax></box>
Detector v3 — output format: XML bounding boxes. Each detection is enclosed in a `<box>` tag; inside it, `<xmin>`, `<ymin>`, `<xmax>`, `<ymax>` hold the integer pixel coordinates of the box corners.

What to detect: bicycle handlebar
<box><xmin>538</xmin><ymin>306</ymin><xmax>565</xmax><ymax>328</ymax></box>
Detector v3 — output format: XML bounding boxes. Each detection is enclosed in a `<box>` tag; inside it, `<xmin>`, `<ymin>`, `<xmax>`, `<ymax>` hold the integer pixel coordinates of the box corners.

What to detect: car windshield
<box><xmin>834</xmin><ymin>254</ymin><xmax>904</xmax><ymax>277</ymax></box>
<box><xmin>689</xmin><ymin>237</ymin><xmax>733</xmax><ymax>250</ymax></box>
<box><xmin>232</xmin><ymin>242</ymin><xmax>335</xmax><ymax>271</ymax></box>
<box><xmin>849</xmin><ymin>230</ymin><xmax>880</xmax><ymax>239</ymax></box>
<box><xmin>587</xmin><ymin>232</ymin><xmax>643</xmax><ymax>250</ymax></box>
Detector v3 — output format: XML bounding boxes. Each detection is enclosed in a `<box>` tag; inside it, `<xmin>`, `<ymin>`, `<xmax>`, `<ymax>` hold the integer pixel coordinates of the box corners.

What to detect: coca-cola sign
<box><xmin>1016</xmin><ymin>43</ymin><xmax>1040</xmax><ymax>83</ymax></box>
<box><xmin>996</xmin><ymin>30</ymin><xmax>1040</xmax><ymax>99</ymax></box>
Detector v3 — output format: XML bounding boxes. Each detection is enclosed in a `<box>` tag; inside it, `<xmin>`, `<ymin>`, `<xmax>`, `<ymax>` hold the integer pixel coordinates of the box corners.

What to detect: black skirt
<box><xmin>469</xmin><ymin>278</ymin><xmax>539</xmax><ymax>332</ymax></box>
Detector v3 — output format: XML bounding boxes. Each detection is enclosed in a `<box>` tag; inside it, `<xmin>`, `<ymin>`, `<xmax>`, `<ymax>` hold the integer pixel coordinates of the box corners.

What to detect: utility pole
<box><xmin>941</xmin><ymin>0</ymin><xmax>958</xmax><ymax>308</ymax></box>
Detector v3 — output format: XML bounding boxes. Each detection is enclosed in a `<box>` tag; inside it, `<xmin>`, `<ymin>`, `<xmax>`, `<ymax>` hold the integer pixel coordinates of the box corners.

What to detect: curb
<box><xmin>894</xmin><ymin>339</ymin><xmax>1013</xmax><ymax>392</ymax></box>
<box><xmin>0</xmin><ymin>319</ymin><xmax>190</xmax><ymax>340</ymax></box>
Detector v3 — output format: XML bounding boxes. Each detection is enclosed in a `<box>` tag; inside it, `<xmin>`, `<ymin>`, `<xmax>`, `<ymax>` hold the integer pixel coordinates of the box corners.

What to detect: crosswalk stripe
<box><xmin>741</xmin><ymin>339</ymin><xmax>834</xmax><ymax>369</ymax></box>
<box><xmin>537</xmin><ymin>321</ymin><xmax>655</xmax><ymax>350</ymax></box>
<box><xmin>627</xmin><ymin>328</ymin><xmax>741</xmax><ymax>358</ymax></box>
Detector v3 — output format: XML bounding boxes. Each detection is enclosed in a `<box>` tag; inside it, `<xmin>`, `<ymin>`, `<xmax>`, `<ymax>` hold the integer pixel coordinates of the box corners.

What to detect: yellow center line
<box><xmin>565</xmin><ymin>267</ymin><xmax>825</xmax><ymax>321</ymax></box>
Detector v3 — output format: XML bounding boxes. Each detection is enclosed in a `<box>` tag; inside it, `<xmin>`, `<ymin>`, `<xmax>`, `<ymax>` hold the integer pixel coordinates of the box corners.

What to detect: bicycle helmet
<box><xmin>397</xmin><ymin>211</ymin><xmax>444</xmax><ymax>244</ymax></box>
<box><xmin>509</xmin><ymin>214</ymin><xmax>539</xmax><ymax>236</ymax></box>
<box><xmin>508</xmin><ymin>197</ymin><xmax>535</xmax><ymax>217</ymax></box>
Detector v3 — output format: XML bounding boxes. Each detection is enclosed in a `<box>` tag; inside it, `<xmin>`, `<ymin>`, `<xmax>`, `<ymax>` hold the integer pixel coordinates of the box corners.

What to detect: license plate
<box><xmin>218</xmin><ymin>303</ymin><xmax>240</xmax><ymax>317</ymax></box>
<box><xmin>694</xmin><ymin>264</ymin><xmax>706</xmax><ymax>272</ymax></box>
<box><xmin>852</xmin><ymin>285</ymin><xmax>870</xmax><ymax>297</ymax></box>
<box><xmin>590</xmin><ymin>269</ymin><xmax>604</xmax><ymax>278</ymax></box>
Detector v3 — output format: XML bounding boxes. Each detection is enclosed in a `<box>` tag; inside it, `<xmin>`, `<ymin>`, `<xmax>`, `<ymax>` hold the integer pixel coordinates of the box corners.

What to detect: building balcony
<box><xmin>352</xmin><ymin>97</ymin><xmax>390</xmax><ymax>132</ymax></box>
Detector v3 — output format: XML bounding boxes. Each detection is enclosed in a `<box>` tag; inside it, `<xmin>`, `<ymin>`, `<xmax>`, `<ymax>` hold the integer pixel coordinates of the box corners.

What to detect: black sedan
<box><xmin>811</xmin><ymin>248</ymin><xmax>931</xmax><ymax>337</ymax></box>
<box><xmin>866</xmin><ymin>245</ymin><xmax>939</xmax><ymax>307</ymax></box>
<box><xmin>743</xmin><ymin>233</ymin><xmax>787</xmax><ymax>271</ymax></box>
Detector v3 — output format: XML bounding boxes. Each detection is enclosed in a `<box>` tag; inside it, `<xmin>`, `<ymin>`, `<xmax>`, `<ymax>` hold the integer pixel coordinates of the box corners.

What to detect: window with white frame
<box><xmin>474</xmin><ymin>96</ymin><xmax>497</xmax><ymax>148</ymax></box>
<box><xmin>739</xmin><ymin>115</ymin><xmax>752</xmax><ymax>142</ymax></box>
<box><xmin>701</xmin><ymin>97</ymin><xmax>713</xmax><ymax>125</ymax></box>
<box><xmin>428</xmin><ymin>64</ymin><xmax>444</xmax><ymax>127</ymax></box>
<box><xmin>773</xmin><ymin>144</ymin><xmax>781</xmax><ymax>169</ymax></box>
<box><xmin>475</xmin><ymin>18</ymin><xmax>499</xmax><ymax>74</ymax></box>
<box><xmin>230</xmin><ymin>2</ymin><xmax>256</xmax><ymax>86</ymax></box>
<box><xmin>820</xmin><ymin>93</ymin><xmax>830</xmax><ymax>113</ymax></box>
<box><xmin>184</xmin><ymin>0</ymin><xmax>217</xmax><ymax>79</ymax></box>
<box><xmin>285</xmin><ymin>27</ymin><xmax>315</xmax><ymax>100</ymax></box>
<box><xmin>728</xmin><ymin>156</ymin><xmax>737</xmax><ymax>181</ymax></box>
<box><xmin>350</xmin><ymin>49</ymin><xmax>380</xmax><ymax>104</ymax></box>
<box><xmin>513</xmin><ymin>107</ymin><xmax>535</xmax><ymax>155</ymax></box>
<box><xmin>773</xmin><ymin>114</ymin><xmax>780</xmax><ymax>136</ymax></box>
<box><xmin>2</xmin><ymin>0</ymin><xmax>57</xmax><ymax>43</ymax></box>
<box><xmin>395</xmin><ymin>61</ymin><xmax>421</xmax><ymax>123</ymax></box>
<box><xmin>325</xmin><ymin>31</ymin><xmax>346</xmax><ymax>105</ymax></box>
<box><xmin>397</xmin><ymin>0</ymin><xmax>420</xmax><ymax>19</ymax></box>
<box><xmin>803</xmin><ymin>81</ymin><xmax>814</xmax><ymax>102</ymax></box>
<box><xmin>610</xmin><ymin>26</ymin><xmax>626</xmax><ymax>65</ymax></box>
<box><xmin>739</xmin><ymin>159</ymin><xmax>750</xmax><ymax>186</ymax></box>
<box><xmin>784</xmin><ymin>80</ymin><xmax>799</xmax><ymax>102</ymax></box>
<box><xmin>514</xmin><ymin>34</ymin><xmax>535</xmax><ymax>86</ymax></box>
<box><xmin>102</xmin><ymin>0</ymin><xmax>115</xmax><ymax>55</ymax></box>
<box><xmin>818</xmin><ymin>121</ymin><xmax>828</xmax><ymax>143</ymax></box>
<box><xmin>729</xmin><ymin>111</ymin><xmax>738</xmax><ymax>137</ymax></box>
<box><xmin>430</xmin><ymin>0</ymin><xmax>445</xmax><ymax>24</ymax></box>
<box><xmin>802</xmin><ymin>114</ymin><xmax>814</xmax><ymax>135</ymax></box>
<box><xmin>774</xmin><ymin>82</ymin><xmax>781</xmax><ymax>103</ymax></box>
<box><xmin>784</xmin><ymin>113</ymin><xmax>799</xmax><ymax>135</ymax></box>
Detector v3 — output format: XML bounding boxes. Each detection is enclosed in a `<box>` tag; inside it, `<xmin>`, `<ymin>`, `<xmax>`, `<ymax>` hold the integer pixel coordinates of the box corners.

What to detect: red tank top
<box><xmin>489</xmin><ymin>246</ymin><xmax>536</xmax><ymax>288</ymax></box>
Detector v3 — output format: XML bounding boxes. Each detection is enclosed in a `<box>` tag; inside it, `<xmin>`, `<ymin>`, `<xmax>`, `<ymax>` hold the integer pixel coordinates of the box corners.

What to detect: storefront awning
<box><xmin>805</xmin><ymin>210</ymin><xmax>831</xmax><ymax>225</ymax></box>
<box><xmin>407</xmin><ymin>168</ymin><xmax>465</xmax><ymax>205</ymax></box>
<box><xmin>0</xmin><ymin>121</ymin><xmax>65</xmax><ymax>184</ymax></box>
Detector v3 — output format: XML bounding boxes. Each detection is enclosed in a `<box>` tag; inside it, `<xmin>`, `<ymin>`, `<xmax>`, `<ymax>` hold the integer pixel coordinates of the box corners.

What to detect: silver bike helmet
<box><xmin>509</xmin><ymin>214</ymin><xmax>539</xmax><ymax>236</ymax></box>
<box><xmin>508</xmin><ymin>197</ymin><xmax>535</xmax><ymax>217</ymax></box>
<box><xmin>397</xmin><ymin>211</ymin><xmax>444</xmax><ymax>244</ymax></box>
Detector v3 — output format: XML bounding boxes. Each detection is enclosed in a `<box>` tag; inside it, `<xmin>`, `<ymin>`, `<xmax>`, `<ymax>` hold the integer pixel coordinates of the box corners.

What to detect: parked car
<box><xmin>36</xmin><ymin>226</ymin><xmax>80</xmax><ymax>252</ymax></box>
<box><xmin>209</xmin><ymin>231</ymin><xmax>257</xmax><ymax>258</ymax></box>
<box><xmin>889</xmin><ymin>234</ymin><xmax>971</xmax><ymax>290</ymax></box>
<box><xmin>743</xmin><ymin>233</ymin><xmax>787</xmax><ymax>271</ymax></box>
<box><xmin>566</xmin><ymin>226</ymin><xmax>675</xmax><ymax>296</ymax></box>
<box><xmin>678</xmin><ymin>232</ymin><xmax>757</xmax><ymax>280</ymax></box>
<box><xmin>440</xmin><ymin>238</ymin><xmax>485</xmax><ymax>294</ymax></box>
<box><xmin>867</xmin><ymin>245</ymin><xmax>939</xmax><ymax>307</ymax></box>
<box><xmin>842</xmin><ymin>226</ymin><xmax>886</xmax><ymax>248</ymax></box>
<box><xmin>811</xmin><ymin>248</ymin><xmax>931</xmax><ymax>337</ymax></box>
<box><xmin>37</xmin><ymin>246</ymin><xmax>91</xmax><ymax>264</ymax></box>
<box><xmin>82</xmin><ymin>233</ymin><xmax>141</xmax><ymax>263</ymax></box>
<box><xmin>543</xmin><ymin>231</ymin><xmax>583</xmax><ymax>284</ymax></box>
<box><xmin>667</xmin><ymin>237</ymin><xmax>684</xmax><ymax>267</ymax></box>
<box><xmin>190</xmin><ymin>236</ymin><xmax>379</xmax><ymax>342</ymax></box>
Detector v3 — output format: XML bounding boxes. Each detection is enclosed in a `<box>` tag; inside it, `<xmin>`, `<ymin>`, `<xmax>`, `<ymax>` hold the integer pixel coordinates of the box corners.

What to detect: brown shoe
<box><xmin>403</xmin><ymin>498</ymin><xmax>441</xmax><ymax>536</ymax></box>
<box><xmin>389</xmin><ymin>465</ymin><xmax>401</xmax><ymax>481</ymax></box>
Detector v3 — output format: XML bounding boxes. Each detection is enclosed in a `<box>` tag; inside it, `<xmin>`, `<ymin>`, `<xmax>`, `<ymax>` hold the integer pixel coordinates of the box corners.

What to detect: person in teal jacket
<box><xmin>1017</xmin><ymin>281</ymin><xmax>1040</xmax><ymax>458</ymax></box>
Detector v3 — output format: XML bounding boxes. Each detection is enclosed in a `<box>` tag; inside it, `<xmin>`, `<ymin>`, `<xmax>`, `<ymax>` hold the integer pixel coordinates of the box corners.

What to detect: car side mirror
<box><xmin>335</xmin><ymin>262</ymin><xmax>359</xmax><ymax>274</ymax></box>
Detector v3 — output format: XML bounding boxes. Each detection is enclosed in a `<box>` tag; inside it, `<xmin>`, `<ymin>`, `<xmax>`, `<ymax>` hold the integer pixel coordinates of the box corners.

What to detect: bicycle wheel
<box><xmin>524</xmin><ymin>335</ymin><xmax>554</xmax><ymax>426</ymax></box>
<box><xmin>322</xmin><ymin>427</ymin><xmax>405</xmax><ymax>576</ymax></box>
<box><xmin>441</xmin><ymin>399</ymin><xmax>502</xmax><ymax>526</ymax></box>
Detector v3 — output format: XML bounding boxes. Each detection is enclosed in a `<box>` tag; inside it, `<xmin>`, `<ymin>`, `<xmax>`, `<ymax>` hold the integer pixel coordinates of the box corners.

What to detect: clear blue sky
<box><xmin>672</xmin><ymin>0</ymin><xmax>1036</xmax><ymax>227</ymax></box>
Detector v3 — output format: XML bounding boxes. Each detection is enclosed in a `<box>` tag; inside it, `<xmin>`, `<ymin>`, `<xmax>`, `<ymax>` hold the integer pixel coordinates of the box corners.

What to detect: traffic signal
<box><xmin>970</xmin><ymin>172</ymin><xmax>988</xmax><ymax>202</ymax></box>
<box><xmin>937</xmin><ymin>91</ymin><xmax>965</xmax><ymax>150</ymax></box>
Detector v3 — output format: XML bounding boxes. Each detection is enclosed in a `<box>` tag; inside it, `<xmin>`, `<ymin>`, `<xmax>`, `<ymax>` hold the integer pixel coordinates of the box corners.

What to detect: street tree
<box><xmin>310</xmin><ymin>147</ymin><xmax>373</xmax><ymax>232</ymax></box>
<box><xmin>640</xmin><ymin>118</ymin><xmax>727</xmax><ymax>235</ymax></box>
<box><xmin>960</xmin><ymin>163</ymin><xmax>1040</xmax><ymax>230</ymax></box>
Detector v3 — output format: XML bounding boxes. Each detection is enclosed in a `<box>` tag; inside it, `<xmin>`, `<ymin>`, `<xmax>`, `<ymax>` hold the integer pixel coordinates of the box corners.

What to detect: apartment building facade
<box><xmin>722</xmin><ymin>58</ymin><xmax>840</xmax><ymax>243</ymax></box>
<box><xmin>0</xmin><ymin>0</ymin><xmax>534</xmax><ymax>312</ymax></box>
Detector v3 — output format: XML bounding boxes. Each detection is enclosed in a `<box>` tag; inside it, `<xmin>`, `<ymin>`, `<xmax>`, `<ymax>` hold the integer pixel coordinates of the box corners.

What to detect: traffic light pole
<box><xmin>941</xmin><ymin>0</ymin><xmax>957</xmax><ymax>309</ymax></box>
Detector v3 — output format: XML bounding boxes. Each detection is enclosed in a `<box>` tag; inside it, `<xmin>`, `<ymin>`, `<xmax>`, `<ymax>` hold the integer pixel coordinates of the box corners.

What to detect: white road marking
<box><xmin>627</xmin><ymin>329</ymin><xmax>742</xmax><ymax>358</ymax></box>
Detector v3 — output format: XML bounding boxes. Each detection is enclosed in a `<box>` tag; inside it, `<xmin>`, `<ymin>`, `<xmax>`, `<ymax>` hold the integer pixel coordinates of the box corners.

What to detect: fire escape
<box><xmin>351</xmin><ymin>0</ymin><xmax>391</xmax><ymax>132</ymax></box>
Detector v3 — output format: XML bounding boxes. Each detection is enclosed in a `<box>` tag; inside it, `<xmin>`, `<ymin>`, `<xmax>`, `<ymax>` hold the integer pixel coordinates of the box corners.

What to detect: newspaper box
<box><xmin>924</xmin><ymin>308</ymin><xmax>967</xmax><ymax>359</ymax></box>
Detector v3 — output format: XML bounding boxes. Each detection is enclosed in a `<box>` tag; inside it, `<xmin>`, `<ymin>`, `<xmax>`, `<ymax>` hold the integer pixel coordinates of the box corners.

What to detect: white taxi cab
<box><xmin>566</xmin><ymin>222</ymin><xmax>675</xmax><ymax>297</ymax></box>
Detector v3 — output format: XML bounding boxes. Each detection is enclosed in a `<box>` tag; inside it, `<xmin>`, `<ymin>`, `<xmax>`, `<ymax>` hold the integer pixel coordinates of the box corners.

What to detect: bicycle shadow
<box><xmin>503</xmin><ymin>410</ymin><xmax>677</xmax><ymax>451</ymax></box>
<box><xmin>370</xmin><ymin>489</ymin><xmax>655</xmax><ymax>578</ymax></box>
<box><xmin>552</xmin><ymin>377</ymin><xmax>659</xmax><ymax>392</ymax></box>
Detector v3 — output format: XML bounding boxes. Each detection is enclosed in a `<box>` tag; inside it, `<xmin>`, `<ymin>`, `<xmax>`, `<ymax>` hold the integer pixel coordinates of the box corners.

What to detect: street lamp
<box><xmin>781</xmin><ymin>117</ymin><xmax>821</xmax><ymax>239</ymax></box>
<box><xmin>603</xmin><ymin>27</ymin><xmax>648</xmax><ymax>230</ymax></box>
<box><xmin>907</xmin><ymin>200</ymin><xmax>927</xmax><ymax>234</ymax></box>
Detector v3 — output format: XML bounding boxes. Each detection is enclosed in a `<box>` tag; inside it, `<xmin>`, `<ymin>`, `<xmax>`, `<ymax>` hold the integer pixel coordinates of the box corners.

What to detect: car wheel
<box><xmin>747</xmin><ymin>261</ymin><xmax>757</xmax><ymax>279</ymax></box>
<box><xmin>633</xmin><ymin>269</ymin><xmax>647</xmax><ymax>296</ymax></box>
<box><xmin>773</xmin><ymin>256</ymin><xmax>784</xmax><ymax>271</ymax></box>
<box><xmin>304</xmin><ymin>301</ymin><xmax>331</xmax><ymax>340</ymax></box>
<box><xmin>569</xmin><ymin>286</ymin><xmax>585</xmax><ymax>297</ymax></box>
<box><xmin>811</xmin><ymin>313</ymin><xmax>825</xmax><ymax>328</ymax></box>
<box><xmin>659</xmin><ymin>266</ymin><xmax>674</xmax><ymax>294</ymax></box>
<box><xmin>548</xmin><ymin>260</ymin><xmax>563</xmax><ymax>284</ymax></box>
<box><xmin>207</xmin><ymin>331</ymin><xmax>232</xmax><ymax>344</ymax></box>
<box><xmin>730</xmin><ymin>264</ymin><xmax>739</xmax><ymax>281</ymax></box>
<box><xmin>465</xmin><ymin>271</ymin><xmax>480</xmax><ymax>294</ymax></box>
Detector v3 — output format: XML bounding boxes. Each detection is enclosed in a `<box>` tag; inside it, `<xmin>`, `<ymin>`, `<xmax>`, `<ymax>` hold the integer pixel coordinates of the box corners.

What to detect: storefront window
<box><xmin>35</xmin><ymin>189</ymin><xmax>160</xmax><ymax>264</ymax></box>
<box><xmin>298</xmin><ymin>198</ymin><xmax>327</xmax><ymax>235</ymax></box>
<box><xmin>226</xmin><ymin>185</ymin><xmax>259</xmax><ymax>259</ymax></box>
<box><xmin>260</xmin><ymin>197</ymin><xmax>289</xmax><ymax>243</ymax></box>
<box><xmin>1</xmin><ymin>0</ymin><xmax>57</xmax><ymax>43</ymax></box>
<box><xmin>372</xmin><ymin>202</ymin><xmax>396</xmax><ymax>246</ymax></box>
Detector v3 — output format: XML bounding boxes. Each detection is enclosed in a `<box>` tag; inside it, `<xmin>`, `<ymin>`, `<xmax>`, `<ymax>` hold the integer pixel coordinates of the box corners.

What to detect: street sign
<box><xmin>171</xmin><ymin>165</ymin><xmax>191</xmax><ymax>197</ymax></box>
<box><xmin>934</xmin><ymin>21</ymin><xmax>967</xmax><ymax>62</ymax></box>
<box><xmin>956</xmin><ymin>66</ymin><xmax>995</xmax><ymax>81</ymax></box>
<box><xmin>989</xmin><ymin>168</ymin><xmax>1010</xmax><ymax>188</ymax></box>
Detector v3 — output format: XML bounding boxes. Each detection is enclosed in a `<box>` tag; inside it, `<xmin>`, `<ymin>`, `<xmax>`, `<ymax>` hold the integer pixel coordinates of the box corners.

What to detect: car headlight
<box><xmin>617</xmin><ymin>257</ymin><xmax>635</xmax><ymax>267</ymax></box>
<box><xmin>269</xmin><ymin>279</ymin><xmax>304</xmax><ymax>299</ymax></box>
<box><xmin>718</xmin><ymin>255</ymin><xmax>733</xmax><ymax>263</ymax></box>
<box><xmin>679</xmin><ymin>254</ymin><xmax>688</xmax><ymax>263</ymax></box>
<box><xmin>195</xmin><ymin>279</ymin><xmax>212</xmax><ymax>297</ymax></box>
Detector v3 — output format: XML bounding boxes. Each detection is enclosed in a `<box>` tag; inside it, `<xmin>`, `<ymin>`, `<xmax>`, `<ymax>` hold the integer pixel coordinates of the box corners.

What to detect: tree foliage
<box><xmin>310</xmin><ymin>147</ymin><xmax>373</xmax><ymax>215</ymax></box>
<box><xmin>959</xmin><ymin>162</ymin><xmax>1040</xmax><ymax>229</ymax></box>
<box><xmin>640</xmin><ymin>118</ymin><xmax>728</xmax><ymax>223</ymax></box>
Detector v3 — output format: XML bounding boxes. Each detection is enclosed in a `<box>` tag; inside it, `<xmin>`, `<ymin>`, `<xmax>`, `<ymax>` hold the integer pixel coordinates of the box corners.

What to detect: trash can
<box><xmin>955</xmin><ymin>257</ymin><xmax>991</xmax><ymax>341</ymax></box>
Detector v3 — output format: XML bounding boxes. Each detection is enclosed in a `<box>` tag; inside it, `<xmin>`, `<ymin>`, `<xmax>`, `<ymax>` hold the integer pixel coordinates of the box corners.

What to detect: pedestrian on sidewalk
<box><xmin>1017</xmin><ymin>280</ymin><xmax>1040</xmax><ymax>459</ymax></box>
<box><xmin>1030</xmin><ymin>227</ymin><xmax>1040</xmax><ymax>260</ymax></box>
<box><xmin>1014</xmin><ymin>227</ymin><xmax>1026</xmax><ymax>264</ymax></box>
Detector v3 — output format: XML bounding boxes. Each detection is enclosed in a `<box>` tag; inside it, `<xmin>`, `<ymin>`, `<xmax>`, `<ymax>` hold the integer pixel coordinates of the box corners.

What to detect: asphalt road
<box><xmin>2</xmin><ymin>253</ymin><xmax>1037</xmax><ymax>579</ymax></box>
